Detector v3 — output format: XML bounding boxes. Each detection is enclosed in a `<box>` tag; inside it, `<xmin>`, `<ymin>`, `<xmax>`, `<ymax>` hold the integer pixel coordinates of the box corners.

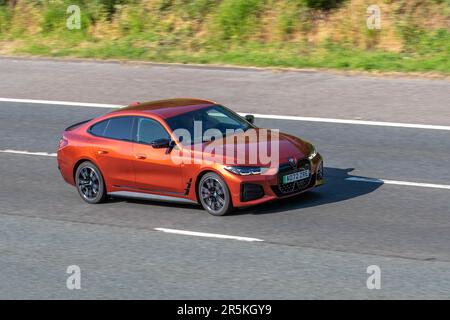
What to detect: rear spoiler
<box><xmin>65</xmin><ymin>119</ymin><xmax>92</xmax><ymax>131</ymax></box>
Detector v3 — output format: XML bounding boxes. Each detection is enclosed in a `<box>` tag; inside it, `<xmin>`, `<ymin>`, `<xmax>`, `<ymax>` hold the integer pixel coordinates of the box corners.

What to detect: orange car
<box><xmin>57</xmin><ymin>98</ymin><xmax>323</xmax><ymax>216</ymax></box>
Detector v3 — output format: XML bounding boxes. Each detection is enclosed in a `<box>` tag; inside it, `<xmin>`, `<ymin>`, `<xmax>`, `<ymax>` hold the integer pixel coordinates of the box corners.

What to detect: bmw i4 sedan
<box><xmin>57</xmin><ymin>98</ymin><xmax>324</xmax><ymax>216</ymax></box>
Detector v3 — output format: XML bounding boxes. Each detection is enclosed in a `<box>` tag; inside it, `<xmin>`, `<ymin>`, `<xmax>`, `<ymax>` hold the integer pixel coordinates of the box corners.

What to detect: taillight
<box><xmin>58</xmin><ymin>137</ymin><xmax>68</xmax><ymax>150</ymax></box>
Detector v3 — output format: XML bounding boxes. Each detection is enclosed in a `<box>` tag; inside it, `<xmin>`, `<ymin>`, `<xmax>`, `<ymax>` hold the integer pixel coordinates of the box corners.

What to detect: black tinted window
<box><xmin>103</xmin><ymin>117</ymin><xmax>133</xmax><ymax>141</ymax></box>
<box><xmin>90</xmin><ymin>120</ymin><xmax>108</xmax><ymax>137</ymax></box>
<box><xmin>136</xmin><ymin>118</ymin><xmax>169</xmax><ymax>144</ymax></box>
<box><xmin>166</xmin><ymin>105</ymin><xmax>252</xmax><ymax>145</ymax></box>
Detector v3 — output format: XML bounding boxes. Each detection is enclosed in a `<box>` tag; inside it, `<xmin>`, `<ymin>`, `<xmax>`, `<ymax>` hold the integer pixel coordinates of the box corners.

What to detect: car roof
<box><xmin>111</xmin><ymin>98</ymin><xmax>217</xmax><ymax>119</ymax></box>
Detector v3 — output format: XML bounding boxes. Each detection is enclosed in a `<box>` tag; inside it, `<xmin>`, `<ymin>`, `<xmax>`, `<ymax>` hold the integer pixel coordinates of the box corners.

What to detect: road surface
<box><xmin>0</xmin><ymin>58</ymin><xmax>449</xmax><ymax>299</ymax></box>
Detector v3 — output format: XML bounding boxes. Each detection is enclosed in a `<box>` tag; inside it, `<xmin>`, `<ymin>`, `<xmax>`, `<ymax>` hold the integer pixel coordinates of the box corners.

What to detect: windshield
<box><xmin>165</xmin><ymin>105</ymin><xmax>253</xmax><ymax>145</ymax></box>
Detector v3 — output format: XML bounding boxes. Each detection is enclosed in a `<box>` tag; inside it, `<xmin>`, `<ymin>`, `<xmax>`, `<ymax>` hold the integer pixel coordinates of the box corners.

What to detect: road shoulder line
<box><xmin>1</xmin><ymin>97</ymin><xmax>450</xmax><ymax>131</ymax></box>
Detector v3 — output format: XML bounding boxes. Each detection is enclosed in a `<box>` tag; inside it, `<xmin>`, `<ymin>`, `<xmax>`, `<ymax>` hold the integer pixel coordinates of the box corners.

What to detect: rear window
<box><xmin>89</xmin><ymin>120</ymin><xmax>108</xmax><ymax>136</ymax></box>
<box><xmin>89</xmin><ymin>117</ymin><xmax>133</xmax><ymax>141</ymax></box>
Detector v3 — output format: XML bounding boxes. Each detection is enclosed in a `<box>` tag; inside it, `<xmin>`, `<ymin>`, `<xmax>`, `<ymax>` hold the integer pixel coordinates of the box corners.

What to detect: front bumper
<box><xmin>222</xmin><ymin>154</ymin><xmax>324</xmax><ymax>208</ymax></box>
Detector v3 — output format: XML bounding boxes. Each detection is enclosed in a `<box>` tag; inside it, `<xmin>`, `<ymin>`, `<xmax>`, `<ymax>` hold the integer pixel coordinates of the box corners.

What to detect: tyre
<box><xmin>75</xmin><ymin>161</ymin><xmax>107</xmax><ymax>204</ymax></box>
<box><xmin>198</xmin><ymin>172</ymin><xmax>234</xmax><ymax>216</ymax></box>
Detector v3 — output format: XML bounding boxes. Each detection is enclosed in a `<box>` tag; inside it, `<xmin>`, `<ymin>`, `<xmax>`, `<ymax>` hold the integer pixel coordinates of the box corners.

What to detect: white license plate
<box><xmin>283</xmin><ymin>170</ymin><xmax>310</xmax><ymax>184</ymax></box>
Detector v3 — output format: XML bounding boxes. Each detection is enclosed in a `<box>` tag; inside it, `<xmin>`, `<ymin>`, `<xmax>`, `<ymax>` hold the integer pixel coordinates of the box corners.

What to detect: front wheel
<box><xmin>75</xmin><ymin>161</ymin><xmax>107</xmax><ymax>204</ymax></box>
<box><xmin>198</xmin><ymin>173</ymin><xmax>234</xmax><ymax>216</ymax></box>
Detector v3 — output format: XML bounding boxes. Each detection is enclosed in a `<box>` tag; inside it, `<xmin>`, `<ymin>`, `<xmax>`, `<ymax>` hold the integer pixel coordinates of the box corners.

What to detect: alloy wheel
<box><xmin>77</xmin><ymin>166</ymin><xmax>100</xmax><ymax>200</ymax></box>
<box><xmin>200</xmin><ymin>177</ymin><xmax>226</xmax><ymax>213</ymax></box>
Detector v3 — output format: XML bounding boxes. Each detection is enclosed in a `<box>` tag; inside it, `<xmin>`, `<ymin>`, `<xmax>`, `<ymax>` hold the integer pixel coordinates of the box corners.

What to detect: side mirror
<box><xmin>245</xmin><ymin>114</ymin><xmax>255</xmax><ymax>124</ymax></box>
<box><xmin>151</xmin><ymin>138</ymin><xmax>171</xmax><ymax>149</ymax></box>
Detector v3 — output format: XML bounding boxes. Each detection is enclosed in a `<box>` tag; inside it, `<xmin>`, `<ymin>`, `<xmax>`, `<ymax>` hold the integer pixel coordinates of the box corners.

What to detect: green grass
<box><xmin>1</xmin><ymin>0</ymin><xmax>449</xmax><ymax>74</ymax></box>
<box><xmin>13</xmin><ymin>31</ymin><xmax>450</xmax><ymax>73</ymax></box>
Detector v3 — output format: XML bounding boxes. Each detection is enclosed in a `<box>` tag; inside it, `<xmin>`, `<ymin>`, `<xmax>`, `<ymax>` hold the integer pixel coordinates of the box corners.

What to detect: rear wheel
<box><xmin>75</xmin><ymin>161</ymin><xmax>107</xmax><ymax>204</ymax></box>
<box><xmin>198</xmin><ymin>173</ymin><xmax>234</xmax><ymax>216</ymax></box>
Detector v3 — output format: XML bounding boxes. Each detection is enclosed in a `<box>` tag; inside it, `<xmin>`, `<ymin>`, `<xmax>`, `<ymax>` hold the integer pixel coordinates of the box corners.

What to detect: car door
<box><xmin>88</xmin><ymin>116</ymin><xmax>136</xmax><ymax>189</ymax></box>
<box><xmin>132</xmin><ymin>116</ymin><xmax>184</xmax><ymax>195</ymax></box>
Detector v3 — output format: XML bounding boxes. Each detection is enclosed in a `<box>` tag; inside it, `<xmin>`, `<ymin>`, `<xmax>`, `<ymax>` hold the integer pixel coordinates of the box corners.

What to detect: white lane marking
<box><xmin>2</xmin><ymin>148</ymin><xmax>449</xmax><ymax>191</ymax></box>
<box><xmin>0</xmin><ymin>149</ymin><xmax>57</xmax><ymax>157</ymax></box>
<box><xmin>154</xmin><ymin>228</ymin><xmax>264</xmax><ymax>242</ymax></box>
<box><xmin>0</xmin><ymin>98</ymin><xmax>121</xmax><ymax>109</ymax></box>
<box><xmin>0</xmin><ymin>97</ymin><xmax>449</xmax><ymax>131</ymax></box>
<box><xmin>2</xmin><ymin>148</ymin><xmax>450</xmax><ymax>191</ymax></box>
<box><xmin>346</xmin><ymin>177</ymin><xmax>450</xmax><ymax>190</ymax></box>
<box><xmin>238</xmin><ymin>113</ymin><xmax>450</xmax><ymax>131</ymax></box>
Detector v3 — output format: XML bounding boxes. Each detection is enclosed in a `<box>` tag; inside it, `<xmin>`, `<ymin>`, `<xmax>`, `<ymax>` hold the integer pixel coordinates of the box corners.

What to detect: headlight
<box><xmin>308</xmin><ymin>147</ymin><xmax>318</xmax><ymax>160</ymax></box>
<box><xmin>224</xmin><ymin>166</ymin><xmax>269</xmax><ymax>176</ymax></box>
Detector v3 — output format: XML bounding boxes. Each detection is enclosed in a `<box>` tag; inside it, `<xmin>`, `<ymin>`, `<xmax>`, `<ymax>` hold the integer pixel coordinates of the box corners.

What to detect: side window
<box><xmin>103</xmin><ymin>117</ymin><xmax>134</xmax><ymax>141</ymax></box>
<box><xmin>136</xmin><ymin>117</ymin><xmax>170</xmax><ymax>144</ymax></box>
<box><xmin>89</xmin><ymin>120</ymin><xmax>109</xmax><ymax>137</ymax></box>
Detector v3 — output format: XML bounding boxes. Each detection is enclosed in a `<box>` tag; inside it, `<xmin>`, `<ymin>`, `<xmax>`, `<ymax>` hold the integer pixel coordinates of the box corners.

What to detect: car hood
<box><xmin>182</xmin><ymin>128</ymin><xmax>313</xmax><ymax>167</ymax></box>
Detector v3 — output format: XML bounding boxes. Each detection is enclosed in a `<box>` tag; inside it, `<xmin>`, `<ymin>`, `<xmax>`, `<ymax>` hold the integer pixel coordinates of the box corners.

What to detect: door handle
<box><xmin>97</xmin><ymin>150</ymin><xmax>108</xmax><ymax>155</ymax></box>
<box><xmin>135</xmin><ymin>154</ymin><xmax>147</xmax><ymax>160</ymax></box>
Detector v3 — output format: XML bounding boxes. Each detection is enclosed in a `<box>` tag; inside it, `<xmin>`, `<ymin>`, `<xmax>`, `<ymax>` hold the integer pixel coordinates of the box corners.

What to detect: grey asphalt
<box><xmin>1</xmin><ymin>101</ymin><xmax>450</xmax><ymax>299</ymax></box>
<box><xmin>1</xmin><ymin>213</ymin><xmax>450</xmax><ymax>299</ymax></box>
<box><xmin>0</xmin><ymin>57</ymin><xmax>449</xmax><ymax>125</ymax></box>
<box><xmin>0</xmin><ymin>58</ymin><xmax>449</xmax><ymax>299</ymax></box>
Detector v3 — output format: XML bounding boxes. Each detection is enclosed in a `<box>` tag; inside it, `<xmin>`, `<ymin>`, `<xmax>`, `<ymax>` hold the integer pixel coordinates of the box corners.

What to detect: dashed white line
<box><xmin>0</xmin><ymin>149</ymin><xmax>450</xmax><ymax>191</ymax></box>
<box><xmin>0</xmin><ymin>97</ymin><xmax>121</xmax><ymax>109</ymax></box>
<box><xmin>346</xmin><ymin>177</ymin><xmax>450</xmax><ymax>190</ymax></box>
<box><xmin>154</xmin><ymin>228</ymin><xmax>264</xmax><ymax>242</ymax></box>
<box><xmin>0</xmin><ymin>149</ymin><xmax>57</xmax><ymax>157</ymax></box>
<box><xmin>2</xmin><ymin>149</ymin><xmax>450</xmax><ymax>191</ymax></box>
<box><xmin>1</xmin><ymin>97</ymin><xmax>450</xmax><ymax>131</ymax></box>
